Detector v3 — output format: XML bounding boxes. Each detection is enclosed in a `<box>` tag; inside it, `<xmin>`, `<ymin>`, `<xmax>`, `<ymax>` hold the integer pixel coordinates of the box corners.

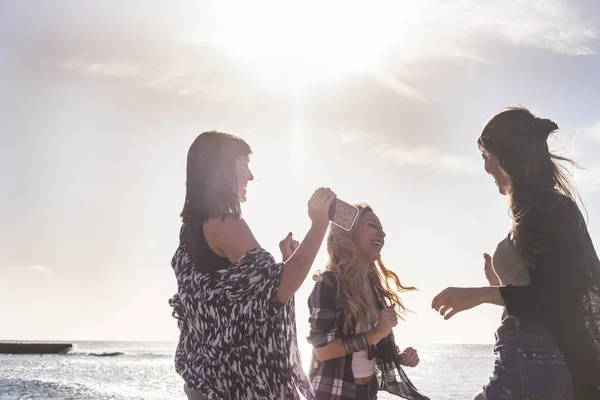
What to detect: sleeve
<box><xmin>307</xmin><ymin>273</ymin><xmax>341</xmax><ymax>348</ymax></box>
<box><xmin>500</xmin><ymin>194</ymin><xmax>587</xmax><ymax>320</ymax></box>
<box><xmin>216</xmin><ymin>247</ymin><xmax>285</xmax><ymax>319</ymax></box>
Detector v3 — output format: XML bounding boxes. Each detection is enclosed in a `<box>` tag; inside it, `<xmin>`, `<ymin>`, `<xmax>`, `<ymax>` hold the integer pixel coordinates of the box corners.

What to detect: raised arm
<box><xmin>208</xmin><ymin>187</ymin><xmax>336</xmax><ymax>304</ymax></box>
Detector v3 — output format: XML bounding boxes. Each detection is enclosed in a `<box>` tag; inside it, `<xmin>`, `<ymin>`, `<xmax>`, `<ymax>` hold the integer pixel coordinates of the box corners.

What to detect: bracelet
<box><xmin>367</xmin><ymin>344</ymin><xmax>376</xmax><ymax>360</ymax></box>
<box><xmin>343</xmin><ymin>339</ymin><xmax>351</xmax><ymax>355</ymax></box>
<box><xmin>343</xmin><ymin>333</ymin><xmax>368</xmax><ymax>355</ymax></box>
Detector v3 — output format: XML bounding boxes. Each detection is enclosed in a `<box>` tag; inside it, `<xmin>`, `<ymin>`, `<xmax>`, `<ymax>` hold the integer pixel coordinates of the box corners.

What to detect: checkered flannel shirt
<box><xmin>307</xmin><ymin>270</ymin><xmax>430</xmax><ymax>400</ymax></box>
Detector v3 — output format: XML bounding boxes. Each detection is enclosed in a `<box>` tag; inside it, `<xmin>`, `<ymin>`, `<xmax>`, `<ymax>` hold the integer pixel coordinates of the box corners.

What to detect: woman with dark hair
<box><xmin>432</xmin><ymin>107</ymin><xmax>600</xmax><ymax>399</ymax></box>
<box><xmin>308</xmin><ymin>203</ymin><xmax>429</xmax><ymax>400</ymax></box>
<box><xmin>169</xmin><ymin>131</ymin><xmax>336</xmax><ymax>400</ymax></box>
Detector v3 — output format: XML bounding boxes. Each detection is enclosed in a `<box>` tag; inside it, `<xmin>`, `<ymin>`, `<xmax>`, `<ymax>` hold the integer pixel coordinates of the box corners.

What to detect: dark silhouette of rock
<box><xmin>0</xmin><ymin>342</ymin><xmax>72</xmax><ymax>354</ymax></box>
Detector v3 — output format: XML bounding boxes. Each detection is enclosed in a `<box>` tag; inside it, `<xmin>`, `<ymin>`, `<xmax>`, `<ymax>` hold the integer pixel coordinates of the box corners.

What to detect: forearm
<box><xmin>277</xmin><ymin>222</ymin><xmax>329</xmax><ymax>303</ymax></box>
<box><xmin>478</xmin><ymin>286</ymin><xmax>505</xmax><ymax>306</ymax></box>
<box><xmin>313</xmin><ymin>329</ymin><xmax>384</xmax><ymax>362</ymax></box>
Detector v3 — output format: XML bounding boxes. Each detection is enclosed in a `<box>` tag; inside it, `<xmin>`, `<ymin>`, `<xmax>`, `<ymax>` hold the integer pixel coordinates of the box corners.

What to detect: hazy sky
<box><xmin>1</xmin><ymin>0</ymin><xmax>599</xmax><ymax>345</ymax></box>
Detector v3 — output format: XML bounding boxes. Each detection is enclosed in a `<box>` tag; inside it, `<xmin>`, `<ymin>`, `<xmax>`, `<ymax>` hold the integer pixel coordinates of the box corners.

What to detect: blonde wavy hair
<box><xmin>314</xmin><ymin>203</ymin><xmax>416</xmax><ymax>335</ymax></box>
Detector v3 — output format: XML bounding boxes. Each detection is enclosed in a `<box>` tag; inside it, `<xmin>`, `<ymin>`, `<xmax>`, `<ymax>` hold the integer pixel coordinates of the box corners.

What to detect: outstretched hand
<box><xmin>431</xmin><ymin>287</ymin><xmax>485</xmax><ymax>320</ymax></box>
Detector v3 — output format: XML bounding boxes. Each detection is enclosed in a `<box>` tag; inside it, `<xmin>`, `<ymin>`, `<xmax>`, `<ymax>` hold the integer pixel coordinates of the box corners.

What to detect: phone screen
<box><xmin>329</xmin><ymin>198</ymin><xmax>360</xmax><ymax>231</ymax></box>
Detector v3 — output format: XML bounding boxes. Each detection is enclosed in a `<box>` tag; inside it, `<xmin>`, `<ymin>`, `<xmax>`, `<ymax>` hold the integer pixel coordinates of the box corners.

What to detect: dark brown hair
<box><xmin>180</xmin><ymin>131</ymin><xmax>252</xmax><ymax>224</ymax></box>
<box><xmin>477</xmin><ymin>106</ymin><xmax>581</xmax><ymax>263</ymax></box>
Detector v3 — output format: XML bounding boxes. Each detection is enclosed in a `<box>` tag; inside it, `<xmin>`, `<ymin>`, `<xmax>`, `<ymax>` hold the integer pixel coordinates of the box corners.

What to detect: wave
<box><xmin>62</xmin><ymin>349</ymin><xmax>169</xmax><ymax>358</ymax></box>
<box><xmin>85</xmin><ymin>351</ymin><xmax>126</xmax><ymax>357</ymax></box>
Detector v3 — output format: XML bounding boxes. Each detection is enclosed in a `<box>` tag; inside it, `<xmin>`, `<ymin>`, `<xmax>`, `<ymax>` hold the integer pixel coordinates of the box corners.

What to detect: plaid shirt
<box><xmin>307</xmin><ymin>271</ymin><xmax>430</xmax><ymax>400</ymax></box>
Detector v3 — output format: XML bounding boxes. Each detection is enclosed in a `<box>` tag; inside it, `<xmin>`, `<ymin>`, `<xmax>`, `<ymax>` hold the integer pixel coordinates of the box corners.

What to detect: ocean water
<box><xmin>0</xmin><ymin>341</ymin><xmax>494</xmax><ymax>400</ymax></box>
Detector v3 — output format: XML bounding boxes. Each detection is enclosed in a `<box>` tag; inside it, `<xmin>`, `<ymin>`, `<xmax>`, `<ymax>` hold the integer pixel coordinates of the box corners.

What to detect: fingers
<box><xmin>484</xmin><ymin>253</ymin><xmax>492</xmax><ymax>268</ymax></box>
<box><xmin>323</xmin><ymin>190</ymin><xmax>336</xmax><ymax>208</ymax></box>
<box><xmin>379</xmin><ymin>307</ymin><xmax>398</xmax><ymax>328</ymax></box>
<box><xmin>279</xmin><ymin>232</ymin><xmax>292</xmax><ymax>250</ymax></box>
<box><xmin>400</xmin><ymin>347</ymin><xmax>419</xmax><ymax>367</ymax></box>
<box><xmin>432</xmin><ymin>288</ymin><xmax>457</xmax><ymax>317</ymax></box>
<box><xmin>379</xmin><ymin>305</ymin><xmax>397</xmax><ymax>317</ymax></box>
<box><xmin>311</xmin><ymin>187</ymin><xmax>336</xmax><ymax>205</ymax></box>
<box><xmin>438</xmin><ymin>305</ymin><xmax>452</xmax><ymax>317</ymax></box>
<box><xmin>431</xmin><ymin>288</ymin><xmax>448</xmax><ymax>311</ymax></box>
<box><xmin>291</xmin><ymin>240</ymin><xmax>299</xmax><ymax>251</ymax></box>
<box><xmin>444</xmin><ymin>308</ymin><xmax>460</xmax><ymax>320</ymax></box>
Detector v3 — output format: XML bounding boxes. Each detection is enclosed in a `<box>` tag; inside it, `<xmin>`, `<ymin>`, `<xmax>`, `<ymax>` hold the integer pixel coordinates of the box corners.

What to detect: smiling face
<box><xmin>482</xmin><ymin>150</ymin><xmax>510</xmax><ymax>196</ymax></box>
<box><xmin>354</xmin><ymin>209</ymin><xmax>386</xmax><ymax>265</ymax></box>
<box><xmin>235</xmin><ymin>155</ymin><xmax>254</xmax><ymax>202</ymax></box>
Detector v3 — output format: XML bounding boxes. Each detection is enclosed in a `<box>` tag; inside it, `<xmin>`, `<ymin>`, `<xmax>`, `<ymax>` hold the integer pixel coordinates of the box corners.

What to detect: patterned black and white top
<box><xmin>308</xmin><ymin>270</ymin><xmax>429</xmax><ymax>400</ymax></box>
<box><xmin>169</xmin><ymin>228</ymin><xmax>314</xmax><ymax>400</ymax></box>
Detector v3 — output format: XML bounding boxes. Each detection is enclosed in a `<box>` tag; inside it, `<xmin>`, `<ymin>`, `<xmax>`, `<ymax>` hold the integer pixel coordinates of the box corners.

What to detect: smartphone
<box><xmin>329</xmin><ymin>198</ymin><xmax>360</xmax><ymax>231</ymax></box>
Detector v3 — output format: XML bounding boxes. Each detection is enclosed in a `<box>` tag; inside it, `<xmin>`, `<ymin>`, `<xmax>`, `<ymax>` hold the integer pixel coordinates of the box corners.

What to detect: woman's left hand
<box><xmin>431</xmin><ymin>287</ymin><xmax>486</xmax><ymax>320</ymax></box>
<box><xmin>398</xmin><ymin>347</ymin><xmax>419</xmax><ymax>367</ymax></box>
<box><xmin>279</xmin><ymin>232</ymin><xmax>299</xmax><ymax>262</ymax></box>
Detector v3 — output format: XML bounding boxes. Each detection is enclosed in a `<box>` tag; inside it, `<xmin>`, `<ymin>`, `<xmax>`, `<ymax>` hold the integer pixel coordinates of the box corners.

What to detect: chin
<box><xmin>365</xmin><ymin>253</ymin><xmax>380</xmax><ymax>265</ymax></box>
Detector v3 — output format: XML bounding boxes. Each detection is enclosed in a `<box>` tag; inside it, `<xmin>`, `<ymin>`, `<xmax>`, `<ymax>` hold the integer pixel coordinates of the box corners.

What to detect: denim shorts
<box><xmin>483</xmin><ymin>317</ymin><xmax>573</xmax><ymax>400</ymax></box>
<box><xmin>355</xmin><ymin>378</ymin><xmax>378</xmax><ymax>400</ymax></box>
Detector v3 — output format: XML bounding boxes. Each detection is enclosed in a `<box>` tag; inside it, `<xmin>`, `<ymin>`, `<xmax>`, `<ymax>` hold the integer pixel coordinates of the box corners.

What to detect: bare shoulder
<box><xmin>204</xmin><ymin>215</ymin><xmax>260</xmax><ymax>263</ymax></box>
<box><xmin>204</xmin><ymin>215</ymin><xmax>250</xmax><ymax>237</ymax></box>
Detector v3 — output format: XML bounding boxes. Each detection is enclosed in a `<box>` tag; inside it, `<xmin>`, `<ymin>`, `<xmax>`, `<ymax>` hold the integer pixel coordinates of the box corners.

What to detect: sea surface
<box><xmin>0</xmin><ymin>341</ymin><xmax>495</xmax><ymax>400</ymax></box>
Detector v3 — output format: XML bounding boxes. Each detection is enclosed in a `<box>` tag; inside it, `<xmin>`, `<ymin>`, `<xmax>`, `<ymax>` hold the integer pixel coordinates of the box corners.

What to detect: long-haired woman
<box><xmin>308</xmin><ymin>203</ymin><xmax>429</xmax><ymax>400</ymax></box>
<box><xmin>432</xmin><ymin>107</ymin><xmax>600</xmax><ymax>399</ymax></box>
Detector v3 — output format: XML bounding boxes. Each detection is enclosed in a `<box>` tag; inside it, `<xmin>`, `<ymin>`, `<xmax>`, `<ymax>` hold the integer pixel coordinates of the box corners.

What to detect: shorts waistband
<box><xmin>496</xmin><ymin>316</ymin><xmax>550</xmax><ymax>338</ymax></box>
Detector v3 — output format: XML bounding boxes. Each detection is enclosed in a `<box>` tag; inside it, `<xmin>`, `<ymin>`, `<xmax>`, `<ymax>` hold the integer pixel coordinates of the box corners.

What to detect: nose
<box><xmin>248</xmin><ymin>169</ymin><xmax>254</xmax><ymax>181</ymax></box>
<box><xmin>378</xmin><ymin>230</ymin><xmax>386</xmax><ymax>239</ymax></box>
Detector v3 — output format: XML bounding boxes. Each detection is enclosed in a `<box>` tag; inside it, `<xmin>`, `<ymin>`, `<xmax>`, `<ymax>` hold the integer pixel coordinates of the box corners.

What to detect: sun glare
<box><xmin>208</xmin><ymin>0</ymin><xmax>424</xmax><ymax>89</ymax></box>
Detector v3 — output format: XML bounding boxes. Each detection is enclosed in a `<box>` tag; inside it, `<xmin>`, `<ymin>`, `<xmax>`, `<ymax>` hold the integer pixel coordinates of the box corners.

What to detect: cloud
<box><xmin>432</xmin><ymin>0</ymin><xmax>598</xmax><ymax>56</ymax></box>
<box><xmin>50</xmin><ymin>59</ymin><xmax>203</xmax><ymax>97</ymax></box>
<box><xmin>338</xmin><ymin>128</ymin><xmax>600</xmax><ymax>190</ymax></box>
<box><xmin>5</xmin><ymin>265</ymin><xmax>53</xmax><ymax>273</ymax></box>
<box><xmin>336</xmin><ymin>131</ymin><xmax>480</xmax><ymax>174</ymax></box>
<box><xmin>36</xmin><ymin>0</ymin><xmax>597</xmax><ymax>101</ymax></box>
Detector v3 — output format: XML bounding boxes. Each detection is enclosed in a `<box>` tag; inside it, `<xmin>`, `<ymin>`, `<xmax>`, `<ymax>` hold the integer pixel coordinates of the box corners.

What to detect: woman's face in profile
<box><xmin>235</xmin><ymin>155</ymin><xmax>254</xmax><ymax>202</ymax></box>
<box><xmin>482</xmin><ymin>151</ymin><xmax>510</xmax><ymax>195</ymax></box>
<box><xmin>354</xmin><ymin>210</ymin><xmax>386</xmax><ymax>264</ymax></box>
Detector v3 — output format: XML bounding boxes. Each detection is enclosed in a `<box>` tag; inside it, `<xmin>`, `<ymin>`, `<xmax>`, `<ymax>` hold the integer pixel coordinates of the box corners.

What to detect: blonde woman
<box><xmin>307</xmin><ymin>204</ymin><xmax>429</xmax><ymax>400</ymax></box>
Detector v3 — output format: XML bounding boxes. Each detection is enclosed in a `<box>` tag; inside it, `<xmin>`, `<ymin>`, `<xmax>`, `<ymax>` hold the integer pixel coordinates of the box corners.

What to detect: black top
<box><xmin>182</xmin><ymin>220</ymin><xmax>231</xmax><ymax>273</ymax></box>
<box><xmin>499</xmin><ymin>189</ymin><xmax>600</xmax><ymax>399</ymax></box>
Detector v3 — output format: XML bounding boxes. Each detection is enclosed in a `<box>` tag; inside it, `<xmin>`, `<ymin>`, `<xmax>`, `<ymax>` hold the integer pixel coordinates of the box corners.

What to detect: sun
<box><xmin>208</xmin><ymin>0</ymin><xmax>424</xmax><ymax>89</ymax></box>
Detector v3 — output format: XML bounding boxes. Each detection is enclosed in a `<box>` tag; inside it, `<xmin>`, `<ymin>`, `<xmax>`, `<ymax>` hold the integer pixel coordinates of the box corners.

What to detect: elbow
<box><xmin>275</xmin><ymin>291</ymin><xmax>291</xmax><ymax>304</ymax></box>
<box><xmin>313</xmin><ymin>348</ymin><xmax>328</xmax><ymax>362</ymax></box>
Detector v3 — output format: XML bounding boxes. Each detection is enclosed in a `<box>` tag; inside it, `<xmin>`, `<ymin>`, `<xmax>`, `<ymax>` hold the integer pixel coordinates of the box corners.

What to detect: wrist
<box><xmin>366</xmin><ymin>327</ymin><xmax>385</xmax><ymax>343</ymax></box>
<box><xmin>310</xmin><ymin>220</ymin><xmax>330</xmax><ymax>232</ymax></box>
<box><xmin>477</xmin><ymin>286</ymin><xmax>496</xmax><ymax>304</ymax></box>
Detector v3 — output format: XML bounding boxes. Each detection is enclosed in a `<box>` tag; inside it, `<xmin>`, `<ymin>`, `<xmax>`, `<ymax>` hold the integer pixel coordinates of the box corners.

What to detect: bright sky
<box><xmin>1</xmin><ymin>0</ymin><xmax>599</xmax><ymax>345</ymax></box>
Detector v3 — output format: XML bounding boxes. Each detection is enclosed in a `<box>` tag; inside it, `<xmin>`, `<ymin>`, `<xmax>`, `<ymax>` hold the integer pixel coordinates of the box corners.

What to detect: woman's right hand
<box><xmin>307</xmin><ymin>187</ymin><xmax>336</xmax><ymax>227</ymax></box>
<box><xmin>374</xmin><ymin>304</ymin><xmax>398</xmax><ymax>339</ymax></box>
